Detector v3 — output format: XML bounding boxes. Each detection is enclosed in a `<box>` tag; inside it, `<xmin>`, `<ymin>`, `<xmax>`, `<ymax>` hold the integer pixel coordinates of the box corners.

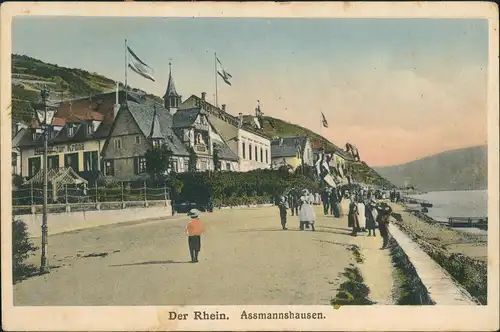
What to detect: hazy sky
<box><xmin>12</xmin><ymin>17</ymin><xmax>488</xmax><ymax>166</ymax></box>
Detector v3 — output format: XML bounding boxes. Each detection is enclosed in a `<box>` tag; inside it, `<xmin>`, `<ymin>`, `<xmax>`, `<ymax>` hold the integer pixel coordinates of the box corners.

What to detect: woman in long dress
<box><xmin>365</xmin><ymin>196</ymin><xmax>377</xmax><ymax>236</ymax></box>
<box><xmin>299</xmin><ymin>189</ymin><xmax>316</xmax><ymax>231</ymax></box>
<box><xmin>357</xmin><ymin>194</ymin><xmax>366</xmax><ymax>232</ymax></box>
<box><xmin>348</xmin><ymin>195</ymin><xmax>360</xmax><ymax>236</ymax></box>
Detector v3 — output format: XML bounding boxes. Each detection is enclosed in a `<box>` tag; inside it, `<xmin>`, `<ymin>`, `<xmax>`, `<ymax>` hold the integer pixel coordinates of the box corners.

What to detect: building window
<box><xmin>200</xmin><ymin>159</ymin><xmax>208</xmax><ymax>171</ymax></box>
<box><xmin>84</xmin><ymin>151</ymin><xmax>98</xmax><ymax>171</ymax></box>
<box><xmin>134</xmin><ymin>157</ymin><xmax>147</xmax><ymax>174</ymax></box>
<box><xmin>226</xmin><ymin>162</ymin><xmax>231</xmax><ymax>171</ymax></box>
<box><xmin>64</xmin><ymin>153</ymin><xmax>79</xmax><ymax>171</ymax></box>
<box><xmin>172</xmin><ymin>160</ymin><xmax>178</xmax><ymax>173</ymax></box>
<box><xmin>242</xmin><ymin>142</ymin><xmax>246</xmax><ymax>159</ymax></box>
<box><xmin>47</xmin><ymin>155</ymin><xmax>59</xmax><ymax>170</ymax></box>
<box><xmin>28</xmin><ymin>156</ymin><xmax>41</xmax><ymax>177</ymax></box>
<box><xmin>86</xmin><ymin>123</ymin><xmax>93</xmax><ymax>136</ymax></box>
<box><xmin>114</xmin><ymin>138</ymin><xmax>122</xmax><ymax>150</ymax></box>
<box><xmin>152</xmin><ymin>139</ymin><xmax>163</xmax><ymax>148</ymax></box>
<box><xmin>104</xmin><ymin>160</ymin><xmax>114</xmax><ymax>176</ymax></box>
<box><xmin>12</xmin><ymin>152</ymin><xmax>17</xmax><ymax>167</ymax></box>
<box><xmin>135</xmin><ymin>136</ymin><xmax>141</xmax><ymax>144</ymax></box>
<box><xmin>249</xmin><ymin>144</ymin><xmax>252</xmax><ymax>160</ymax></box>
<box><xmin>265</xmin><ymin>149</ymin><xmax>268</xmax><ymax>164</ymax></box>
<box><xmin>260</xmin><ymin>148</ymin><xmax>263</xmax><ymax>163</ymax></box>
<box><xmin>184</xmin><ymin>160</ymin><xmax>189</xmax><ymax>171</ymax></box>
<box><xmin>67</xmin><ymin>124</ymin><xmax>75</xmax><ymax>137</ymax></box>
<box><xmin>32</xmin><ymin>132</ymin><xmax>39</xmax><ymax>141</ymax></box>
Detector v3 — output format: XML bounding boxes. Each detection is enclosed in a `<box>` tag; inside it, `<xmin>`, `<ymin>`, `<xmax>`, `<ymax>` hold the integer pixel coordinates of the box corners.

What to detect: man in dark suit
<box><xmin>321</xmin><ymin>188</ymin><xmax>330</xmax><ymax>215</ymax></box>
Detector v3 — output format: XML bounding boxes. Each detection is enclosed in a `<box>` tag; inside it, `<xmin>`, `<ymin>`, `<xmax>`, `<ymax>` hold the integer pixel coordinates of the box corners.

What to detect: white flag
<box><xmin>127</xmin><ymin>46</ymin><xmax>155</xmax><ymax>82</ymax></box>
<box><xmin>216</xmin><ymin>57</ymin><xmax>232</xmax><ymax>86</ymax></box>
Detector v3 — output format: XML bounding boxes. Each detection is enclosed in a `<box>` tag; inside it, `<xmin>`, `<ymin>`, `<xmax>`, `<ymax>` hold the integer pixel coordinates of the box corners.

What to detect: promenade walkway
<box><xmin>14</xmin><ymin>203</ymin><xmax>395</xmax><ymax>305</ymax></box>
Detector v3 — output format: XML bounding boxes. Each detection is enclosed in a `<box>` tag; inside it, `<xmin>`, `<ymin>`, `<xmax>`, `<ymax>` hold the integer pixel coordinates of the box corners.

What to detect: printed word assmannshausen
<box><xmin>240</xmin><ymin>311</ymin><xmax>326</xmax><ymax>320</ymax></box>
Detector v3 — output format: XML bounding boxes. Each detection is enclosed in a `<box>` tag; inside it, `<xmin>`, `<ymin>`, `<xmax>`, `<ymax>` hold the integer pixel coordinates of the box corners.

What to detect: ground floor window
<box><xmin>134</xmin><ymin>156</ymin><xmax>147</xmax><ymax>175</ymax></box>
<box><xmin>226</xmin><ymin>162</ymin><xmax>231</xmax><ymax>171</ymax></box>
<box><xmin>28</xmin><ymin>156</ymin><xmax>41</xmax><ymax>177</ymax></box>
<box><xmin>64</xmin><ymin>153</ymin><xmax>79</xmax><ymax>171</ymax></box>
<box><xmin>172</xmin><ymin>160</ymin><xmax>178</xmax><ymax>173</ymax></box>
<box><xmin>84</xmin><ymin>151</ymin><xmax>99</xmax><ymax>171</ymax></box>
<box><xmin>200</xmin><ymin>159</ymin><xmax>208</xmax><ymax>171</ymax></box>
<box><xmin>47</xmin><ymin>155</ymin><xmax>59</xmax><ymax>170</ymax></box>
<box><xmin>103</xmin><ymin>160</ymin><xmax>114</xmax><ymax>176</ymax></box>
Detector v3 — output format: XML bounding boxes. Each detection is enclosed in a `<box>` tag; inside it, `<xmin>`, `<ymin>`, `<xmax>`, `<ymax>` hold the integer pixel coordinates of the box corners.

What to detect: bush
<box><xmin>13</xmin><ymin>218</ymin><xmax>39</xmax><ymax>283</ymax></box>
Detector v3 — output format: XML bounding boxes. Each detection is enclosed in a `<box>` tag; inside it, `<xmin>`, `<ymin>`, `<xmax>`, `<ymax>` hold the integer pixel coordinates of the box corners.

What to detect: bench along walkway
<box><xmin>389</xmin><ymin>224</ymin><xmax>479</xmax><ymax>305</ymax></box>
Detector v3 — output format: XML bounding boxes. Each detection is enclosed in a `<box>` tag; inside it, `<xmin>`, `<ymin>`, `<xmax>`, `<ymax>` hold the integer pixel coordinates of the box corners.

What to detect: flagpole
<box><xmin>214</xmin><ymin>52</ymin><xmax>218</xmax><ymax>107</ymax></box>
<box><xmin>125</xmin><ymin>39</ymin><xmax>128</xmax><ymax>99</ymax></box>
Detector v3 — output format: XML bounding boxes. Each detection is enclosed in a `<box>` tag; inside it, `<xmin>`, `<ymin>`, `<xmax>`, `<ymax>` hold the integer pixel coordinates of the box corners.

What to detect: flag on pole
<box><xmin>321</xmin><ymin>112</ymin><xmax>328</xmax><ymax>128</ymax></box>
<box><xmin>216</xmin><ymin>57</ymin><xmax>232</xmax><ymax>86</ymax></box>
<box><xmin>127</xmin><ymin>46</ymin><xmax>155</xmax><ymax>82</ymax></box>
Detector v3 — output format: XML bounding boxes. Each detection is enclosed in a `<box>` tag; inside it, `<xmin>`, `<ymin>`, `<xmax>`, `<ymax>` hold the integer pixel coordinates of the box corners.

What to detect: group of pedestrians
<box><xmin>278</xmin><ymin>189</ymin><xmax>317</xmax><ymax>231</ymax></box>
<box><xmin>347</xmin><ymin>189</ymin><xmax>394</xmax><ymax>249</ymax></box>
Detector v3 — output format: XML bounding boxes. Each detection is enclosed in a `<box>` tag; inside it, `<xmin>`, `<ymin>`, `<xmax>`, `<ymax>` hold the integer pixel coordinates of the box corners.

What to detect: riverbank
<box><xmin>389</xmin><ymin>202</ymin><xmax>487</xmax><ymax>304</ymax></box>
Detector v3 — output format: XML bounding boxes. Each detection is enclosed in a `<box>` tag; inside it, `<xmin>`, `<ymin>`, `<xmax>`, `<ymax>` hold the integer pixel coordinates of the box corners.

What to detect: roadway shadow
<box><xmin>319</xmin><ymin>225</ymin><xmax>352</xmax><ymax>232</ymax></box>
<box><xmin>313</xmin><ymin>228</ymin><xmax>353</xmax><ymax>236</ymax></box>
<box><xmin>109</xmin><ymin>260</ymin><xmax>191</xmax><ymax>267</ymax></box>
<box><xmin>232</xmin><ymin>228</ymin><xmax>302</xmax><ymax>233</ymax></box>
<box><xmin>314</xmin><ymin>239</ymin><xmax>351</xmax><ymax>247</ymax></box>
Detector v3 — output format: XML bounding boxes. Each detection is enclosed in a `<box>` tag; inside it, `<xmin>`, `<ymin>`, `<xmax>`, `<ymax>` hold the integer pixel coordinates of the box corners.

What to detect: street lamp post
<box><xmin>33</xmin><ymin>86</ymin><xmax>55</xmax><ymax>273</ymax></box>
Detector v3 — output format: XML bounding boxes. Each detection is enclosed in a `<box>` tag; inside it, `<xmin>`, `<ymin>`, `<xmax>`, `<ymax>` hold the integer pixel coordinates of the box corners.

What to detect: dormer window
<box><xmin>67</xmin><ymin>124</ymin><xmax>75</xmax><ymax>137</ymax></box>
<box><xmin>86</xmin><ymin>122</ymin><xmax>93</xmax><ymax>136</ymax></box>
<box><xmin>152</xmin><ymin>139</ymin><xmax>163</xmax><ymax>148</ymax></box>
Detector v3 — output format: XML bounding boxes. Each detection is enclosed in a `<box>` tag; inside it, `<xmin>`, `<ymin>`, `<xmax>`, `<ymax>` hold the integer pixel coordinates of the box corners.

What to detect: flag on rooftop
<box><xmin>127</xmin><ymin>46</ymin><xmax>155</xmax><ymax>82</ymax></box>
<box><xmin>216</xmin><ymin>57</ymin><xmax>232</xmax><ymax>86</ymax></box>
<box><xmin>321</xmin><ymin>112</ymin><xmax>328</xmax><ymax>128</ymax></box>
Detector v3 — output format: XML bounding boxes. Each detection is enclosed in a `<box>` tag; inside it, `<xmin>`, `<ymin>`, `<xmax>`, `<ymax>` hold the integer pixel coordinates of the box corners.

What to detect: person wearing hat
<box><xmin>186</xmin><ymin>209</ymin><xmax>204</xmax><ymax>263</ymax></box>
<box><xmin>375</xmin><ymin>203</ymin><xmax>393</xmax><ymax>249</ymax></box>
<box><xmin>277</xmin><ymin>196</ymin><xmax>289</xmax><ymax>230</ymax></box>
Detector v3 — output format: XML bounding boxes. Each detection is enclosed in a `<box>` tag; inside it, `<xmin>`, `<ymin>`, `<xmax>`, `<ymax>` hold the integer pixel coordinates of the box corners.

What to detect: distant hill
<box><xmin>10</xmin><ymin>53</ymin><xmax>393</xmax><ymax>187</ymax></box>
<box><xmin>374</xmin><ymin>146</ymin><xmax>487</xmax><ymax>191</ymax></box>
<box><xmin>11</xmin><ymin>54</ymin><xmax>162</xmax><ymax>123</ymax></box>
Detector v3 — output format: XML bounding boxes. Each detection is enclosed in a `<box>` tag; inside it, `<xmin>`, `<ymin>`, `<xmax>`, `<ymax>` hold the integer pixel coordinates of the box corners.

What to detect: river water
<box><xmin>407</xmin><ymin>190</ymin><xmax>488</xmax><ymax>223</ymax></box>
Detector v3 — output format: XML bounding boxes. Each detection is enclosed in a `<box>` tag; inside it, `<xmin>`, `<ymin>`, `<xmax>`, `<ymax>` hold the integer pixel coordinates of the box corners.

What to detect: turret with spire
<box><xmin>163</xmin><ymin>61</ymin><xmax>182</xmax><ymax>115</ymax></box>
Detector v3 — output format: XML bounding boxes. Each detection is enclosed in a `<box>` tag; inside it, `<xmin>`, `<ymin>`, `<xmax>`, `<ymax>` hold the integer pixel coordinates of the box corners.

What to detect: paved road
<box><xmin>14</xmin><ymin>203</ymin><xmax>393</xmax><ymax>305</ymax></box>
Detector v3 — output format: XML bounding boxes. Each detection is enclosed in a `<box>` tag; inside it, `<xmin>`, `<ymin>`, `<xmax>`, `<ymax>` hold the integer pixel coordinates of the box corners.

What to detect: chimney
<box><xmin>201</xmin><ymin>92</ymin><xmax>206</xmax><ymax>100</ymax></box>
<box><xmin>221</xmin><ymin>104</ymin><xmax>226</xmax><ymax>112</ymax></box>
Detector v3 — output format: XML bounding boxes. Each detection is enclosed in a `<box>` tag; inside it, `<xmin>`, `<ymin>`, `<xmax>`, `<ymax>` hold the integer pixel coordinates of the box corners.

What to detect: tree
<box><xmin>13</xmin><ymin>218</ymin><xmax>39</xmax><ymax>283</ymax></box>
<box><xmin>144</xmin><ymin>145</ymin><xmax>173</xmax><ymax>181</ymax></box>
<box><xmin>212</xmin><ymin>143</ymin><xmax>221</xmax><ymax>172</ymax></box>
<box><xmin>188</xmin><ymin>147</ymin><xmax>198</xmax><ymax>173</ymax></box>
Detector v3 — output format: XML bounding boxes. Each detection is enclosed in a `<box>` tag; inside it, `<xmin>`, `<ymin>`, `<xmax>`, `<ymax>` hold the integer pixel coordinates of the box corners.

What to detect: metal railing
<box><xmin>12</xmin><ymin>181</ymin><xmax>171</xmax><ymax>215</ymax></box>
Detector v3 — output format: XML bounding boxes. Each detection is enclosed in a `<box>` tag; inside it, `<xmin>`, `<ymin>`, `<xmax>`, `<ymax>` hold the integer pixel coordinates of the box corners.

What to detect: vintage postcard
<box><xmin>1</xmin><ymin>1</ymin><xmax>499</xmax><ymax>331</ymax></box>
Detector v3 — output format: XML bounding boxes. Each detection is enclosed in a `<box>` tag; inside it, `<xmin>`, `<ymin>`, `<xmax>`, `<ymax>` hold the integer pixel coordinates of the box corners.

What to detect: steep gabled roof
<box><xmin>270</xmin><ymin>136</ymin><xmax>308</xmax><ymax>158</ymax></box>
<box><xmin>172</xmin><ymin>108</ymin><xmax>200</xmax><ymax>128</ymax></box>
<box><xmin>126</xmin><ymin>100</ymin><xmax>189</xmax><ymax>156</ymax></box>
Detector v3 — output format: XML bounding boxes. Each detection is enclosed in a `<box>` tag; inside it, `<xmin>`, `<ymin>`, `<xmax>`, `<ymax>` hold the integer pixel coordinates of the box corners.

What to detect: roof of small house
<box><xmin>126</xmin><ymin>100</ymin><xmax>190</xmax><ymax>156</ymax></box>
<box><xmin>271</xmin><ymin>136</ymin><xmax>308</xmax><ymax>158</ymax></box>
<box><xmin>171</xmin><ymin>108</ymin><xmax>200</xmax><ymax>128</ymax></box>
<box><xmin>214</xmin><ymin>141</ymin><xmax>239</xmax><ymax>161</ymax></box>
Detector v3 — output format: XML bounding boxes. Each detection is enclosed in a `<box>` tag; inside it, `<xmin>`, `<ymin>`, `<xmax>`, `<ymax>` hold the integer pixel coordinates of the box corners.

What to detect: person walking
<box><xmin>365</xmin><ymin>196</ymin><xmax>377</xmax><ymax>236</ymax></box>
<box><xmin>376</xmin><ymin>203</ymin><xmax>393</xmax><ymax>249</ymax></box>
<box><xmin>357</xmin><ymin>194</ymin><xmax>366</xmax><ymax>232</ymax></box>
<box><xmin>278</xmin><ymin>196</ymin><xmax>288</xmax><ymax>230</ymax></box>
<box><xmin>321</xmin><ymin>188</ymin><xmax>330</xmax><ymax>216</ymax></box>
<box><xmin>330</xmin><ymin>188</ymin><xmax>341</xmax><ymax>218</ymax></box>
<box><xmin>186</xmin><ymin>209</ymin><xmax>204</xmax><ymax>263</ymax></box>
<box><xmin>288</xmin><ymin>189</ymin><xmax>299</xmax><ymax>217</ymax></box>
<box><xmin>348</xmin><ymin>195</ymin><xmax>360</xmax><ymax>236</ymax></box>
<box><xmin>299</xmin><ymin>189</ymin><xmax>316</xmax><ymax>231</ymax></box>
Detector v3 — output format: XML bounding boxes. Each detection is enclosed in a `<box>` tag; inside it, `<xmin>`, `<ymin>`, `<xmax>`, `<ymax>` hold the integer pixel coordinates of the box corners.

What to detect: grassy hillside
<box><xmin>374</xmin><ymin>146</ymin><xmax>487</xmax><ymax>191</ymax></box>
<box><xmin>11</xmin><ymin>54</ymin><xmax>162</xmax><ymax>123</ymax></box>
<box><xmin>11</xmin><ymin>54</ymin><xmax>393</xmax><ymax>188</ymax></box>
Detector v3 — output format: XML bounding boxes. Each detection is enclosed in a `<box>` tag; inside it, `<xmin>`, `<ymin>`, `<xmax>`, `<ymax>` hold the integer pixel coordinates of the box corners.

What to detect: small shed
<box><xmin>24</xmin><ymin>167</ymin><xmax>88</xmax><ymax>202</ymax></box>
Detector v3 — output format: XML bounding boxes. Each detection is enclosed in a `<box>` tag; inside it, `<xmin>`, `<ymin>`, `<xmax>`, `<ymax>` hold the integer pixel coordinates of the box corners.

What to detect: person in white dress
<box><xmin>299</xmin><ymin>189</ymin><xmax>316</xmax><ymax>231</ymax></box>
<box><xmin>357</xmin><ymin>194</ymin><xmax>366</xmax><ymax>232</ymax></box>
